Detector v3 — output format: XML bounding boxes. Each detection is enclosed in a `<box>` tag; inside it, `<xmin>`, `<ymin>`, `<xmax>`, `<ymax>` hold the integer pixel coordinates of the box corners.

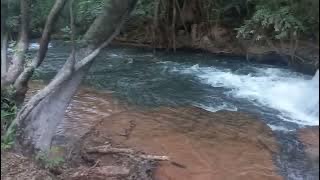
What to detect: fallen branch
<box><xmin>85</xmin><ymin>145</ymin><xmax>170</xmax><ymax>161</ymax></box>
<box><xmin>139</xmin><ymin>155</ymin><xmax>170</xmax><ymax>161</ymax></box>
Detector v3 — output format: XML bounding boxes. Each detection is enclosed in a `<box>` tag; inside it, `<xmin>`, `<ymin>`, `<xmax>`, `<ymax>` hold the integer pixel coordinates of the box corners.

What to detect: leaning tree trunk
<box><xmin>2</xmin><ymin>0</ymin><xmax>30</xmax><ymax>87</ymax></box>
<box><xmin>13</xmin><ymin>0</ymin><xmax>138</xmax><ymax>153</ymax></box>
<box><xmin>13</xmin><ymin>0</ymin><xmax>68</xmax><ymax>99</ymax></box>
<box><xmin>1</xmin><ymin>0</ymin><xmax>8</xmax><ymax>79</ymax></box>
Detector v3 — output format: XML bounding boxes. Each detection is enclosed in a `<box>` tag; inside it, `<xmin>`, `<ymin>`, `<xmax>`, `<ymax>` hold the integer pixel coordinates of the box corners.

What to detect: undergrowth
<box><xmin>1</xmin><ymin>86</ymin><xmax>17</xmax><ymax>150</ymax></box>
<box><xmin>36</xmin><ymin>146</ymin><xmax>65</xmax><ymax>169</ymax></box>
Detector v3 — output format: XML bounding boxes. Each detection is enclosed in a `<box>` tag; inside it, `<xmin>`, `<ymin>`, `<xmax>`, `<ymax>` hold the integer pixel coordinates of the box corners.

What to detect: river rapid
<box><xmin>28</xmin><ymin>41</ymin><xmax>318</xmax><ymax>180</ymax></box>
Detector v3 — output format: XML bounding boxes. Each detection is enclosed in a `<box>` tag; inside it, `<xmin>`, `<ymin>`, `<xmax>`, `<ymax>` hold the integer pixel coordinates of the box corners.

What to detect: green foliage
<box><xmin>5</xmin><ymin>0</ymin><xmax>20</xmax><ymax>33</ymax></box>
<box><xmin>1</xmin><ymin>129</ymin><xmax>15</xmax><ymax>150</ymax></box>
<box><xmin>1</xmin><ymin>86</ymin><xmax>17</xmax><ymax>125</ymax></box>
<box><xmin>1</xmin><ymin>87</ymin><xmax>17</xmax><ymax>151</ymax></box>
<box><xmin>3</xmin><ymin>0</ymin><xmax>319</xmax><ymax>43</ymax></box>
<box><xmin>74</xmin><ymin>0</ymin><xmax>104</xmax><ymax>33</ymax></box>
<box><xmin>30</xmin><ymin>0</ymin><xmax>55</xmax><ymax>34</ymax></box>
<box><xmin>205</xmin><ymin>0</ymin><xmax>250</xmax><ymax>24</ymax></box>
<box><xmin>133</xmin><ymin>0</ymin><xmax>154</xmax><ymax>17</ymax></box>
<box><xmin>36</xmin><ymin>147</ymin><xmax>65</xmax><ymax>169</ymax></box>
<box><xmin>236</xmin><ymin>0</ymin><xmax>319</xmax><ymax>40</ymax></box>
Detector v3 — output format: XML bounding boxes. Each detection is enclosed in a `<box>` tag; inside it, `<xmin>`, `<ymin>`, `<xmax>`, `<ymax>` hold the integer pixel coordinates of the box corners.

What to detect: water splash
<box><xmin>8</xmin><ymin>42</ymin><xmax>52</xmax><ymax>53</ymax></box>
<box><xmin>177</xmin><ymin>65</ymin><xmax>319</xmax><ymax>126</ymax></box>
<box><xmin>307</xmin><ymin>70</ymin><xmax>319</xmax><ymax>118</ymax></box>
<box><xmin>29</xmin><ymin>42</ymin><xmax>52</xmax><ymax>50</ymax></box>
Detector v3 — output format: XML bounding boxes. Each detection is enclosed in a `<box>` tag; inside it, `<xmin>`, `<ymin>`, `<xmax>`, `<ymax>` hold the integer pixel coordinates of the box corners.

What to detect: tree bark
<box><xmin>172</xmin><ymin>0</ymin><xmax>176</xmax><ymax>52</ymax></box>
<box><xmin>15</xmin><ymin>0</ymin><xmax>138</xmax><ymax>153</ymax></box>
<box><xmin>14</xmin><ymin>0</ymin><xmax>68</xmax><ymax>96</ymax></box>
<box><xmin>152</xmin><ymin>0</ymin><xmax>160</xmax><ymax>52</ymax></box>
<box><xmin>1</xmin><ymin>0</ymin><xmax>8</xmax><ymax>46</ymax></box>
<box><xmin>1</xmin><ymin>33</ymin><xmax>8</xmax><ymax>78</ymax></box>
<box><xmin>1</xmin><ymin>0</ymin><xmax>8</xmax><ymax>83</ymax></box>
<box><xmin>2</xmin><ymin>0</ymin><xmax>30</xmax><ymax>87</ymax></box>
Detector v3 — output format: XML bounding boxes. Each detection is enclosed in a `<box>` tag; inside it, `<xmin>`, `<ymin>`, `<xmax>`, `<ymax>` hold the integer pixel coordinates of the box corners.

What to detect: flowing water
<box><xmin>29</xmin><ymin>41</ymin><xmax>319</xmax><ymax>179</ymax></box>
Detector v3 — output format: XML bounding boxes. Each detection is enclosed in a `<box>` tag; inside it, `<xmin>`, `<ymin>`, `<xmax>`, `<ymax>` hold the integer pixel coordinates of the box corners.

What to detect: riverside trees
<box><xmin>2</xmin><ymin>0</ymin><xmax>138</xmax><ymax>152</ymax></box>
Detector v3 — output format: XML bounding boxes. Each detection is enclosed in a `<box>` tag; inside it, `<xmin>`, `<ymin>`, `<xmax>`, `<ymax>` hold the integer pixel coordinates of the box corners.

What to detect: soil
<box><xmin>1</xmin><ymin>151</ymin><xmax>55</xmax><ymax>180</ymax></box>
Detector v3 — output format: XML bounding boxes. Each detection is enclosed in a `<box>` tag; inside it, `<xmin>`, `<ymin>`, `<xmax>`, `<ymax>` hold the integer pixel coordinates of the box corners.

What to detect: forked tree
<box><xmin>2</xmin><ymin>0</ymin><xmax>138</xmax><ymax>153</ymax></box>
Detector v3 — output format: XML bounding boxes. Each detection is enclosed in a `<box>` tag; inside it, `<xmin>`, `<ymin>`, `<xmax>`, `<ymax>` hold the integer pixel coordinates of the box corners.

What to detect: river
<box><xmin>28</xmin><ymin>40</ymin><xmax>319</xmax><ymax>180</ymax></box>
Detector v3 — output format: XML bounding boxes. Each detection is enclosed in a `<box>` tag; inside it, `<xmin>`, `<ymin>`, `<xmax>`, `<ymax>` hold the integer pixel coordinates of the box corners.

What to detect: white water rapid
<box><xmin>176</xmin><ymin>65</ymin><xmax>319</xmax><ymax>126</ymax></box>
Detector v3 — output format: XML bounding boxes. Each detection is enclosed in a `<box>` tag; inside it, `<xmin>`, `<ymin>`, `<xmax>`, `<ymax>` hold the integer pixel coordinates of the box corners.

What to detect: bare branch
<box><xmin>33</xmin><ymin>0</ymin><xmax>68</xmax><ymax>68</ymax></box>
<box><xmin>86</xmin><ymin>145</ymin><xmax>170</xmax><ymax>161</ymax></box>
<box><xmin>69</xmin><ymin>0</ymin><xmax>76</xmax><ymax>69</ymax></box>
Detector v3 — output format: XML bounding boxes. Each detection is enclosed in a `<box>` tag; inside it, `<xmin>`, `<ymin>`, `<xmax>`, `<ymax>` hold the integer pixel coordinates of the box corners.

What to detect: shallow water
<box><xmin>31</xmin><ymin>41</ymin><xmax>319</xmax><ymax>179</ymax></box>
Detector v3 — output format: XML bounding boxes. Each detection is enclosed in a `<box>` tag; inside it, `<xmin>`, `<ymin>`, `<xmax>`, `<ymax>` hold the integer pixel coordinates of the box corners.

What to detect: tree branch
<box><xmin>3</xmin><ymin>0</ymin><xmax>30</xmax><ymax>86</ymax></box>
<box><xmin>14</xmin><ymin>0</ymin><xmax>68</xmax><ymax>90</ymax></box>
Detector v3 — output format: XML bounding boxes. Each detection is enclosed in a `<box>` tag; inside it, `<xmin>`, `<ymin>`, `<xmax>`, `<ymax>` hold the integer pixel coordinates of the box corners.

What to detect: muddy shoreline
<box><xmin>2</xmin><ymin>82</ymin><xmax>318</xmax><ymax>180</ymax></box>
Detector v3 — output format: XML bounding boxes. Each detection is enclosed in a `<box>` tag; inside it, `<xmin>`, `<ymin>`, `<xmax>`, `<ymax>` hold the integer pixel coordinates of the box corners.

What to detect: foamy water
<box><xmin>174</xmin><ymin>64</ymin><xmax>319</xmax><ymax>126</ymax></box>
<box><xmin>29</xmin><ymin>42</ymin><xmax>52</xmax><ymax>50</ymax></box>
<box><xmin>8</xmin><ymin>42</ymin><xmax>52</xmax><ymax>52</ymax></box>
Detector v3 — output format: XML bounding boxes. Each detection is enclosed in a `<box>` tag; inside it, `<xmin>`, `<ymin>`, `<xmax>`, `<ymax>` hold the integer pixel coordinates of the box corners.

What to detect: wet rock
<box><xmin>247</xmin><ymin>51</ymin><xmax>289</xmax><ymax>67</ymax></box>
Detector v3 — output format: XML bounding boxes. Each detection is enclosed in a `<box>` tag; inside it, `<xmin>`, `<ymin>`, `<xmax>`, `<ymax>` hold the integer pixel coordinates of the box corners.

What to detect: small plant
<box><xmin>1</xmin><ymin>87</ymin><xmax>17</xmax><ymax>150</ymax></box>
<box><xmin>36</xmin><ymin>147</ymin><xmax>65</xmax><ymax>169</ymax></box>
<box><xmin>1</xmin><ymin>130</ymin><xmax>15</xmax><ymax>150</ymax></box>
<box><xmin>61</xmin><ymin>26</ymin><xmax>71</xmax><ymax>35</ymax></box>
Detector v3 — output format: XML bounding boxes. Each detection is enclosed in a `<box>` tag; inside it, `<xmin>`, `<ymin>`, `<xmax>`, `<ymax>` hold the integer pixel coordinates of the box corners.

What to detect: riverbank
<box><xmin>1</xmin><ymin>85</ymin><xmax>281</xmax><ymax>180</ymax></box>
<box><xmin>110</xmin><ymin>38</ymin><xmax>319</xmax><ymax>75</ymax></box>
<box><xmin>2</xmin><ymin>82</ymin><xmax>318</xmax><ymax>180</ymax></box>
<box><xmin>106</xmin><ymin>21</ymin><xmax>319</xmax><ymax>75</ymax></box>
<box><xmin>48</xmin><ymin>27</ymin><xmax>319</xmax><ymax>75</ymax></box>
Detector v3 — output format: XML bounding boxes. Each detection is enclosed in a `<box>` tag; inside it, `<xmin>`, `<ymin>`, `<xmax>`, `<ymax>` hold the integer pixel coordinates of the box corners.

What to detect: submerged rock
<box><xmin>299</xmin><ymin>126</ymin><xmax>319</xmax><ymax>166</ymax></box>
<box><xmin>81</xmin><ymin>106</ymin><xmax>282</xmax><ymax>180</ymax></box>
<box><xmin>27</xmin><ymin>83</ymin><xmax>283</xmax><ymax>179</ymax></box>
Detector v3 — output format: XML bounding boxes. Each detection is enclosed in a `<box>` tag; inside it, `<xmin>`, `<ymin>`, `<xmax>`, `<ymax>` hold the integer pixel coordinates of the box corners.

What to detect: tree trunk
<box><xmin>13</xmin><ymin>0</ymin><xmax>68</xmax><ymax>97</ymax></box>
<box><xmin>1</xmin><ymin>0</ymin><xmax>8</xmax><ymax>82</ymax></box>
<box><xmin>17</xmin><ymin>50</ymin><xmax>92</xmax><ymax>153</ymax></box>
<box><xmin>15</xmin><ymin>0</ymin><xmax>138</xmax><ymax>153</ymax></box>
<box><xmin>172</xmin><ymin>0</ymin><xmax>176</xmax><ymax>52</ymax></box>
<box><xmin>1</xmin><ymin>33</ymin><xmax>8</xmax><ymax>78</ymax></box>
<box><xmin>1</xmin><ymin>0</ymin><xmax>8</xmax><ymax>46</ymax></box>
<box><xmin>152</xmin><ymin>0</ymin><xmax>160</xmax><ymax>52</ymax></box>
<box><xmin>2</xmin><ymin>0</ymin><xmax>30</xmax><ymax>87</ymax></box>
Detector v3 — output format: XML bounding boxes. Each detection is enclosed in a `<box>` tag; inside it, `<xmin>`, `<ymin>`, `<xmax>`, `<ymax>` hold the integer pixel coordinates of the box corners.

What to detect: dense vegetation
<box><xmin>3</xmin><ymin>0</ymin><xmax>319</xmax><ymax>43</ymax></box>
